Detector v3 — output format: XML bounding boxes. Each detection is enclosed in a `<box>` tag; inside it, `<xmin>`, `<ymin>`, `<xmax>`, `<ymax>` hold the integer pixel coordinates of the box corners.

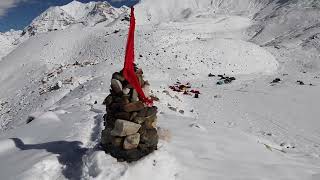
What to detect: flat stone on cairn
<box><xmin>111</xmin><ymin>119</ymin><xmax>141</xmax><ymax>137</ymax></box>
<box><xmin>101</xmin><ymin>67</ymin><xmax>159</xmax><ymax>162</ymax></box>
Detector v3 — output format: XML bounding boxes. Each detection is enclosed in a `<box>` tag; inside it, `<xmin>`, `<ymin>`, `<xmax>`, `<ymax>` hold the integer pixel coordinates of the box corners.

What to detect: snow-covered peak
<box><xmin>83</xmin><ymin>1</ymin><xmax>125</xmax><ymax>26</ymax></box>
<box><xmin>60</xmin><ymin>0</ymin><xmax>95</xmax><ymax>20</ymax></box>
<box><xmin>22</xmin><ymin>1</ymin><xmax>128</xmax><ymax>36</ymax></box>
<box><xmin>22</xmin><ymin>6</ymin><xmax>75</xmax><ymax>36</ymax></box>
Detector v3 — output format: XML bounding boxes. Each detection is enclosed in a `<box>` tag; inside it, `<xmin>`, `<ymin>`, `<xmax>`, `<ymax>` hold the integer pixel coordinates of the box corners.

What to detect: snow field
<box><xmin>0</xmin><ymin>0</ymin><xmax>319</xmax><ymax>179</ymax></box>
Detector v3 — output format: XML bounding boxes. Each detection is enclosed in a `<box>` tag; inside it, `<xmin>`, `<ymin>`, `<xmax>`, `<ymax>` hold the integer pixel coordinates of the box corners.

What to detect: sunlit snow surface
<box><xmin>0</xmin><ymin>0</ymin><xmax>320</xmax><ymax>180</ymax></box>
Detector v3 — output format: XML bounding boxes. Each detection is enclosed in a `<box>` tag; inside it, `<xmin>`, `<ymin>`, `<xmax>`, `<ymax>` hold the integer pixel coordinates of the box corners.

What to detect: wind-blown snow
<box><xmin>0</xmin><ymin>0</ymin><xmax>320</xmax><ymax>180</ymax></box>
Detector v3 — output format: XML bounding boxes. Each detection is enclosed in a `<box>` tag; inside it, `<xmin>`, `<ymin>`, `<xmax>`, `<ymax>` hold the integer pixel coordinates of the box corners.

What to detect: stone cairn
<box><xmin>101</xmin><ymin>66</ymin><xmax>159</xmax><ymax>162</ymax></box>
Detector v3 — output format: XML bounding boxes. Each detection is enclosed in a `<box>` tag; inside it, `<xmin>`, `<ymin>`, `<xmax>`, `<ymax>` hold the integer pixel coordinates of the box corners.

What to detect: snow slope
<box><xmin>0</xmin><ymin>0</ymin><xmax>320</xmax><ymax>180</ymax></box>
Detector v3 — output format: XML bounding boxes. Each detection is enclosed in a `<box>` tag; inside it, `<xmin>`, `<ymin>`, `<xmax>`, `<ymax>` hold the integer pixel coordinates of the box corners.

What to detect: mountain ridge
<box><xmin>21</xmin><ymin>1</ymin><xmax>129</xmax><ymax>36</ymax></box>
<box><xmin>0</xmin><ymin>1</ymin><xmax>130</xmax><ymax>61</ymax></box>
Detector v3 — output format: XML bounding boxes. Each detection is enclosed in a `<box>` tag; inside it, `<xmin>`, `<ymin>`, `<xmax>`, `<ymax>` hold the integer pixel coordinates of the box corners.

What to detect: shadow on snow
<box><xmin>10</xmin><ymin>138</ymin><xmax>88</xmax><ymax>180</ymax></box>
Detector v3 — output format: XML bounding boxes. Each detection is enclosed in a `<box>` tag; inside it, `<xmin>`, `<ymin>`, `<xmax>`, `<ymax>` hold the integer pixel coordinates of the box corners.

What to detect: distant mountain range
<box><xmin>1</xmin><ymin>0</ymin><xmax>319</xmax><ymax>61</ymax></box>
<box><xmin>0</xmin><ymin>1</ymin><xmax>129</xmax><ymax>60</ymax></box>
<box><xmin>22</xmin><ymin>1</ymin><xmax>128</xmax><ymax>36</ymax></box>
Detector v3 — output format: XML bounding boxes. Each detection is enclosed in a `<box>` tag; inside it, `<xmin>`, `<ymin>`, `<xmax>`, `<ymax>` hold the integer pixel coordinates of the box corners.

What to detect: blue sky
<box><xmin>0</xmin><ymin>0</ymin><xmax>139</xmax><ymax>32</ymax></box>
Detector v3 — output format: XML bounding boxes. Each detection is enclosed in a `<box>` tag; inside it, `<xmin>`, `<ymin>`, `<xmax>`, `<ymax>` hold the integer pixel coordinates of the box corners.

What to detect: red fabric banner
<box><xmin>123</xmin><ymin>7</ymin><xmax>153</xmax><ymax>105</ymax></box>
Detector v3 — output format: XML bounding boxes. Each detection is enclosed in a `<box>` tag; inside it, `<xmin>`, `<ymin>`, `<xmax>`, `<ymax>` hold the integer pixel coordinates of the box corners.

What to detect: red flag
<box><xmin>123</xmin><ymin>7</ymin><xmax>153</xmax><ymax>105</ymax></box>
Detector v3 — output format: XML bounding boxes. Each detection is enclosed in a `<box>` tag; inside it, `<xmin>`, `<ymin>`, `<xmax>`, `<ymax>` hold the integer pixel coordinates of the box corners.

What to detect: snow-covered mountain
<box><xmin>135</xmin><ymin>0</ymin><xmax>273</xmax><ymax>24</ymax></box>
<box><xmin>136</xmin><ymin>0</ymin><xmax>320</xmax><ymax>48</ymax></box>
<box><xmin>0</xmin><ymin>1</ymin><xmax>129</xmax><ymax>61</ymax></box>
<box><xmin>135</xmin><ymin>0</ymin><xmax>320</xmax><ymax>70</ymax></box>
<box><xmin>22</xmin><ymin>1</ymin><xmax>128</xmax><ymax>36</ymax></box>
<box><xmin>0</xmin><ymin>30</ymin><xmax>22</xmax><ymax>61</ymax></box>
<box><xmin>0</xmin><ymin>0</ymin><xmax>320</xmax><ymax>180</ymax></box>
<box><xmin>249</xmin><ymin>0</ymin><xmax>320</xmax><ymax>45</ymax></box>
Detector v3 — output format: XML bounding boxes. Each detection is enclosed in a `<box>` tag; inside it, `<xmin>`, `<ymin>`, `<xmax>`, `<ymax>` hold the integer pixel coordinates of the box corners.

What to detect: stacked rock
<box><xmin>101</xmin><ymin>67</ymin><xmax>159</xmax><ymax>162</ymax></box>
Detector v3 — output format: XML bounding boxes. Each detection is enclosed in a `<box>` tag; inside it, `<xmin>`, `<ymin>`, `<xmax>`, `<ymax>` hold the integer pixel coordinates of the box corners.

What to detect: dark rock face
<box><xmin>101</xmin><ymin>68</ymin><xmax>159</xmax><ymax>162</ymax></box>
<box><xmin>216</xmin><ymin>75</ymin><xmax>236</xmax><ymax>85</ymax></box>
<box><xmin>271</xmin><ymin>78</ymin><xmax>281</xmax><ymax>84</ymax></box>
<box><xmin>139</xmin><ymin>127</ymin><xmax>159</xmax><ymax>147</ymax></box>
<box><xmin>297</xmin><ymin>80</ymin><xmax>305</xmax><ymax>85</ymax></box>
<box><xmin>114</xmin><ymin>112</ymin><xmax>131</xmax><ymax>120</ymax></box>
